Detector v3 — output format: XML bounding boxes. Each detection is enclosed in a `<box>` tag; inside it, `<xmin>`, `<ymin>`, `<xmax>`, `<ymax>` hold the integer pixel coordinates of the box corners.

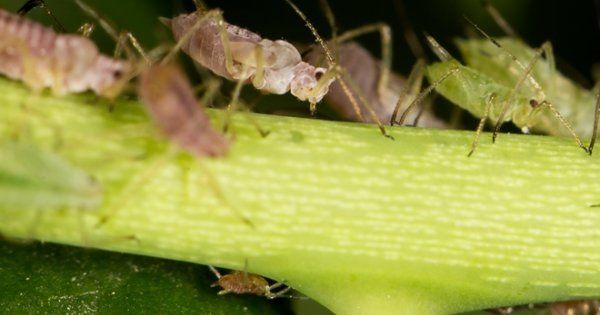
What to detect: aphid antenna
<box><xmin>480</xmin><ymin>0</ymin><xmax>519</xmax><ymax>38</ymax></box>
<box><xmin>462</xmin><ymin>16</ymin><xmax>543</xmax><ymax>95</ymax></box>
<box><xmin>317</xmin><ymin>0</ymin><xmax>339</xmax><ymax>61</ymax></box>
<box><xmin>284</xmin><ymin>0</ymin><xmax>393</xmax><ymax>138</ymax></box>
<box><xmin>17</xmin><ymin>0</ymin><xmax>66</xmax><ymax>32</ymax></box>
<box><xmin>74</xmin><ymin>0</ymin><xmax>149</xmax><ymax>63</ymax></box>
<box><xmin>393</xmin><ymin>0</ymin><xmax>428</xmax><ymax>61</ymax></box>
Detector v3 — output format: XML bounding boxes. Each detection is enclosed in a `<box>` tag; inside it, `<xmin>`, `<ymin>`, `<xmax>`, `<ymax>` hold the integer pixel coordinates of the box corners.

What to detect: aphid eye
<box><xmin>113</xmin><ymin>70</ymin><xmax>123</xmax><ymax>79</ymax></box>
<box><xmin>315</xmin><ymin>71</ymin><xmax>323</xmax><ymax>80</ymax></box>
<box><xmin>529</xmin><ymin>99</ymin><xmax>539</xmax><ymax>107</ymax></box>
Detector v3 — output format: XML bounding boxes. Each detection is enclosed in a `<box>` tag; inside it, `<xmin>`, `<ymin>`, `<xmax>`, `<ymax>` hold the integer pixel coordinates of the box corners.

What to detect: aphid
<box><xmin>302</xmin><ymin>0</ymin><xmax>445</xmax><ymax>128</ymax></box>
<box><xmin>0</xmin><ymin>8</ymin><xmax>130</xmax><ymax>99</ymax></box>
<box><xmin>160</xmin><ymin>7</ymin><xmax>335</xmax><ymax>108</ymax></box>
<box><xmin>137</xmin><ymin>63</ymin><xmax>230</xmax><ymax>157</ymax></box>
<box><xmin>162</xmin><ymin>0</ymin><xmax>393</xmax><ymax>137</ymax></box>
<box><xmin>413</xmin><ymin>29</ymin><xmax>596</xmax><ymax>156</ymax></box>
<box><xmin>208</xmin><ymin>265</ymin><xmax>292</xmax><ymax>299</ymax></box>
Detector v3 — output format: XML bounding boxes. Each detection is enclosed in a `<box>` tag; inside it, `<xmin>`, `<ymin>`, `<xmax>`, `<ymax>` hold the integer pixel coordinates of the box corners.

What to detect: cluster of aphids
<box><xmin>3</xmin><ymin>0</ymin><xmax>599</xmax><ymax>307</ymax></box>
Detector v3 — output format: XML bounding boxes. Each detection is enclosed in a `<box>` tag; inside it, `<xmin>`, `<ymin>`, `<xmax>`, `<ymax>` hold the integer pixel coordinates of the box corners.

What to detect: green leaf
<box><xmin>0</xmin><ymin>240</ymin><xmax>287</xmax><ymax>314</ymax></box>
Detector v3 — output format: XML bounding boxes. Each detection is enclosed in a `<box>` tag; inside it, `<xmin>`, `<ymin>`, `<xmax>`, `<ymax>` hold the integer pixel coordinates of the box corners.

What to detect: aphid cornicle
<box><xmin>0</xmin><ymin>8</ymin><xmax>130</xmax><ymax>99</ymax></box>
<box><xmin>137</xmin><ymin>63</ymin><xmax>230</xmax><ymax>157</ymax></box>
<box><xmin>160</xmin><ymin>9</ymin><xmax>335</xmax><ymax>106</ymax></box>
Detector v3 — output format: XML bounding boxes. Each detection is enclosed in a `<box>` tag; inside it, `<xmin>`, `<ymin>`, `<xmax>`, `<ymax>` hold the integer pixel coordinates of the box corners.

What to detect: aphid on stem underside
<box><xmin>208</xmin><ymin>263</ymin><xmax>293</xmax><ymax>299</ymax></box>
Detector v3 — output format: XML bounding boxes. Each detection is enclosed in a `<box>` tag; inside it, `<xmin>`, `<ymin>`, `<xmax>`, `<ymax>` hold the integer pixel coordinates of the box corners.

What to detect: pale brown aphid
<box><xmin>305</xmin><ymin>41</ymin><xmax>446</xmax><ymax>128</ymax></box>
<box><xmin>138</xmin><ymin>63</ymin><xmax>229</xmax><ymax>157</ymax></box>
<box><xmin>0</xmin><ymin>8</ymin><xmax>129</xmax><ymax>99</ymax></box>
<box><xmin>208</xmin><ymin>266</ymin><xmax>291</xmax><ymax>299</ymax></box>
<box><xmin>160</xmin><ymin>10</ymin><xmax>335</xmax><ymax>106</ymax></box>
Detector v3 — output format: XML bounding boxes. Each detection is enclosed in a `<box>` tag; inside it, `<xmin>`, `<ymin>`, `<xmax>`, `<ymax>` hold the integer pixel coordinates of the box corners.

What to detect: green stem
<box><xmin>1</xmin><ymin>78</ymin><xmax>599</xmax><ymax>314</ymax></box>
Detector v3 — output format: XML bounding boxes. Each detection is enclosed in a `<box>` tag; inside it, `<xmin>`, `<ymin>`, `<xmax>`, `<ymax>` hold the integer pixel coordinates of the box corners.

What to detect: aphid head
<box><xmin>94</xmin><ymin>56</ymin><xmax>132</xmax><ymax>100</ymax></box>
<box><xmin>290</xmin><ymin>63</ymin><xmax>334</xmax><ymax>104</ymax></box>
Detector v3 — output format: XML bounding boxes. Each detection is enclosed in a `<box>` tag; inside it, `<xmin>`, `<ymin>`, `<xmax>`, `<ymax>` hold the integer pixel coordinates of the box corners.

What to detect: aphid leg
<box><xmin>221</xmin><ymin>65</ymin><xmax>248</xmax><ymax>134</ymax></box>
<box><xmin>338</xmin><ymin>69</ymin><xmax>394</xmax><ymax>139</ymax></box>
<box><xmin>335</xmin><ymin>22</ymin><xmax>392</xmax><ymax>100</ymax></box>
<box><xmin>468</xmin><ymin>93</ymin><xmax>496</xmax><ymax>157</ymax></box>
<box><xmin>390</xmin><ymin>59</ymin><xmax>425</xmax><ymax>125</ymax></box>
<box><xmin>493</xmin><ymin>41</ymin><xmax>588</xmax><ymax>153</ymax></box>
<box><xmin>266</xmin><ymin>284</ymin><xmax>293</xmax><ymax>299</ymax></box>
<box><xmin>397</xmin><ymin>67</ymin><xmax>459</xmax><ymax>126</ymax></box>
<box><xmin>412</xmin><ymin>94</ymin><xmax>437</xmax><ymax>127</ymax></box>
<box><xmin>285</xmin><ymin>0</ymin><xmax>393</xmax><ymax>137</ymax></box>
<box><xmin>17</xmin><ymin>0</ymin><xmax>66</xmax><ymax>32</ymax></box>
<box><xmin>587</xmin><ymin>93</ymin><xmax>600</xmax><ymax>155</ymax></box>
<box><xmin>208</xmin><ymin>265</ymin><xmax>223</xmax><ymax>280</ymax></box>
<box><xmin>74</xmin><ymin>0</ymin><xmax>136</xmax><ymax>61</ymax></box>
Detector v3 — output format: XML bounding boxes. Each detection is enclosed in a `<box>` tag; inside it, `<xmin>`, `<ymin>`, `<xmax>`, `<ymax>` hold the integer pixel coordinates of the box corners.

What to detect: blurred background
<box><xmin>0</xmin><ymin>1</ymin><xmax>597</xmax><ymax>314</ymax></box>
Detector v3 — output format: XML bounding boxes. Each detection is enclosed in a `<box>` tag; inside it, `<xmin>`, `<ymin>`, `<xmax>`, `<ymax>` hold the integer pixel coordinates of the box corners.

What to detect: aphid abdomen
<box><xmin>217</xmin><ymin>271</ymin><xmax>269</xmax><ymax>296</ymax></box>
<box><xmin>427</xmin><ymin>61</ymin><xmax>527</xmax><ymax>124</ymax></box>
<box><xmin>0</xmin><ymin>9</ymin><xmax>128</xmax><ymax>98</ymax></box>
<box><xmin>138</xmin><ymin>64</ymin><xmax>229</xmax><ymax>157</ymax></box>
<box><xmin>169</xmin><ymin>13</ymin><xmax>260</xmax><ymax>80</ymax></box>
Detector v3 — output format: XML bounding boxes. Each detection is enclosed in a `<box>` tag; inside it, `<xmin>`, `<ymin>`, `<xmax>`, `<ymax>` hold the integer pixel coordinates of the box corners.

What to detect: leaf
<box><xmin>0</xmin><ymin>240</ymin><xmax>288</xmax><ymax>314</ymax></box>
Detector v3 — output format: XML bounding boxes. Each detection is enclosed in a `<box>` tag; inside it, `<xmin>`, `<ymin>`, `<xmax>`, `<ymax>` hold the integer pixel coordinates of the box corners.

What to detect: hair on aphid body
<box><xmin>0</xmin><ymin>8</ymin><xmax>130</xmax><ymax>100</ymax></box>
<box><xmin>138</xmin><ymin>63</ymin><xmax>230</xmax><ymax>158</ymax></box>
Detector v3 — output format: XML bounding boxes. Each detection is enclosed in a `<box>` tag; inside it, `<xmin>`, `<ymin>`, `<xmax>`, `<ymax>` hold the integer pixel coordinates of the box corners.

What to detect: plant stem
<box><xmin>0</xmin><ymin>79</ymin><xmax>599</xmax><ymax>314</ymax></box>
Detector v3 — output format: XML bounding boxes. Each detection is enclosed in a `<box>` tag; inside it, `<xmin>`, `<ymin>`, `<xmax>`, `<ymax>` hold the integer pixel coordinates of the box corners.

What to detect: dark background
<box><xmin>3</xmin><ymin>0</ymin><xmax>597</xmax><ymax>84</ymax></box>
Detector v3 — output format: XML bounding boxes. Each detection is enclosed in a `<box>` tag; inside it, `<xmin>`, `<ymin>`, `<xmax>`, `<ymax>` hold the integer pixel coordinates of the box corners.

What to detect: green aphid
<box><xmin>0</xmin><ymin>140</ymin><xmax>102</xmax><ymax>210</ymax></box>
<box><xmin>421</xmin><ymin>32</ymin><xmax>599</xmax><ymax>156</ymax></box>
<box><xmin>454</xmin><ymin>37</ymin><xmax>599</xmax><ymax>139</ymax></box>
